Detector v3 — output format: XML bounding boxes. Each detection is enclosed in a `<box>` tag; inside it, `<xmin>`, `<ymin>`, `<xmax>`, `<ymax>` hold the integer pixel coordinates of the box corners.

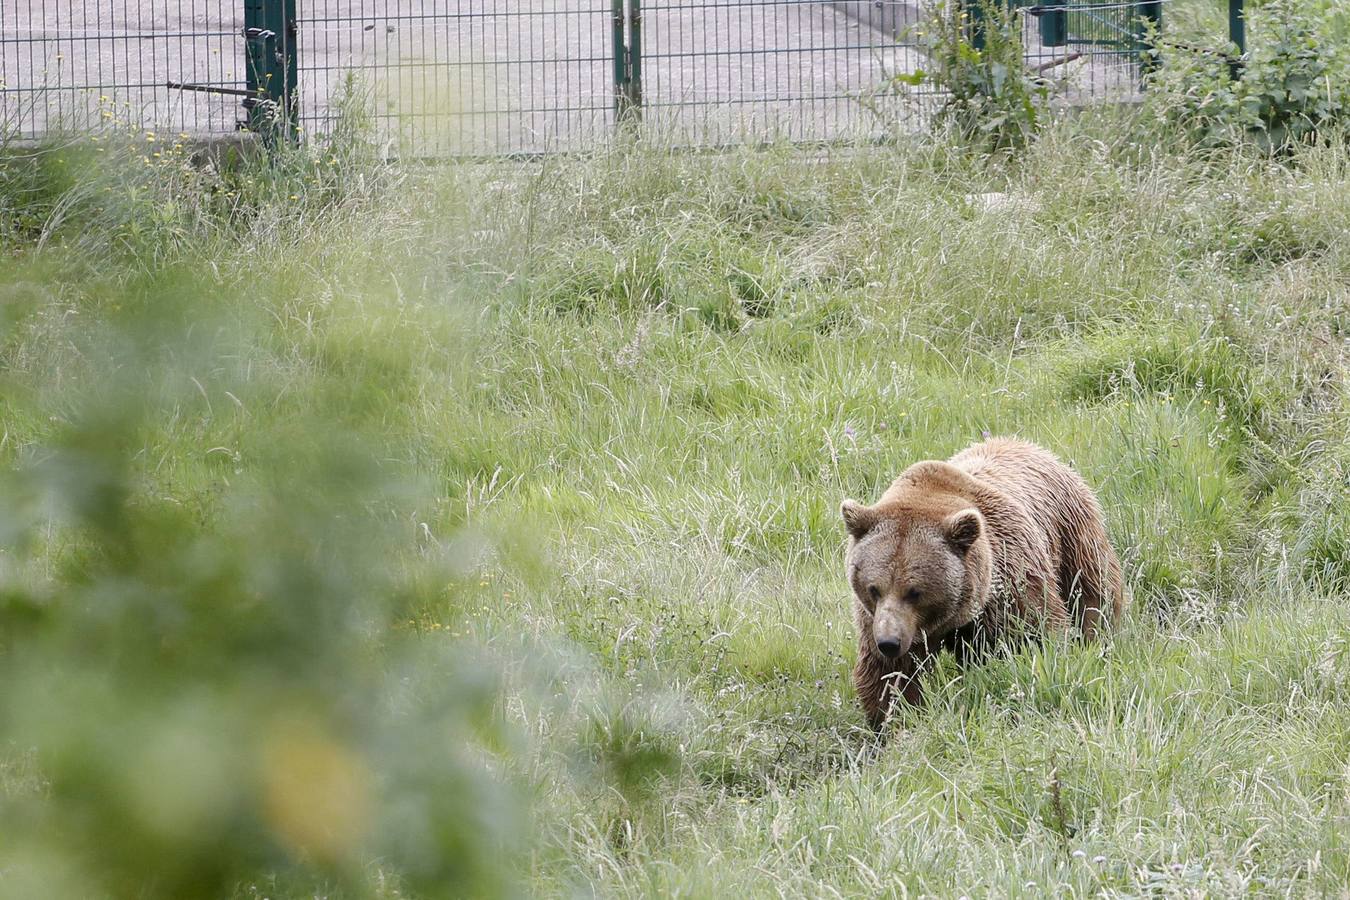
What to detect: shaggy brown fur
<box><xmin>841</xmin><ymin>437</ymin><xmax>1126</xmax><ymax>730</ymax></box>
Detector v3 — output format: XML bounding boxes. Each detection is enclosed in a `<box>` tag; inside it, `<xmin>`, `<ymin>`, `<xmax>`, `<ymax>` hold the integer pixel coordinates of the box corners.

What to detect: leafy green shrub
<box><xmin>895</xmin><ymin>0</ymin><xmax>1047</xmax><ymax>152</ymax></box>
<box><xmin>1147</xmin><ymin>0</ymin><xmax>1350</xmax><ymax>151</ymax></box>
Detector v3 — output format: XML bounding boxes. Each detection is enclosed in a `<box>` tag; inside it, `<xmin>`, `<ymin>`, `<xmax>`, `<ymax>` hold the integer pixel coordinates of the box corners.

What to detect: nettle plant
<box><xmin>1149</xmin><ymin>0</ymin><xmax>1349</xmax><ymax>151</ymax></box>
<box><xmin>895</xmin><ymin>0</ymin><xmax>1048</xmax><ymax>153</ymax></box>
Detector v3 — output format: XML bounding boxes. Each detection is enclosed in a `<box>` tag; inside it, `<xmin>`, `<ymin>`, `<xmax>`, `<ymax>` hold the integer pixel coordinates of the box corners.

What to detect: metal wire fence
<box><xmin>289</xmin><ymin>2</ymin><xmax>919</xmax><ymax>153</ymax></box>
<box><xmin>1</xmin><ymin>0</ymin><xmax>243</xmax><ymax>137</ymax></box>
<box><xmin>1027</xmin><ymin>0</ymin><xmax>1159</xmax><ymax>105</ymax></box>
<box><xmin>296</xmin><ymin>3</ymin><xmax>617</xmax><ymax>155</ymax></box>
<box><xmin>2</xmin><ymin>0</ymin><xmax>1217</xmax><ymax>156</ymax></box>
<box><xmin>633</xmin><ymin>1</ymin><xmax>915</xmax><ymax>146</ymax></box>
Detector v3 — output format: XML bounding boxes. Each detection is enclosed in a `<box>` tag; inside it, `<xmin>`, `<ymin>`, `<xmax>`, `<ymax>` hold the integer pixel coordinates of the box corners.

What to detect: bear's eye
<box><xmin>904</xmin><ymin>587</ymin><xmax>921</xmax><ymax>602</ymax></box>
<box><xmin>867</xmin><ymin>585</ymin><xmax>880</xmax><ymax>603</ymax></box>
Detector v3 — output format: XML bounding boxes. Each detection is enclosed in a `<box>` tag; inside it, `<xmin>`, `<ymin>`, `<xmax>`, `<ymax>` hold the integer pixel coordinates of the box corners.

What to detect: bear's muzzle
<box><xmin>873</xmin><ymin>601</ymin><xmax>919</xmax><ymax>659</ymax></box>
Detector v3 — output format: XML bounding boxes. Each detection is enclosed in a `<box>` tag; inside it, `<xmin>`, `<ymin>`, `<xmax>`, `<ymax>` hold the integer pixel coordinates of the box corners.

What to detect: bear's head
<box><xmin>840</xmin><ymin>492</ymin><xmax>993</xmax><ymax>660</ymax></box>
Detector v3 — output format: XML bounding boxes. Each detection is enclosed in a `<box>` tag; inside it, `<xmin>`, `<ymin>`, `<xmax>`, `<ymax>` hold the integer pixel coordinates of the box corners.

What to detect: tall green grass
<box><xmin>2</xmin><ymin>114</ymin><xmax>1349</xmax><ymax>896</ymax></box>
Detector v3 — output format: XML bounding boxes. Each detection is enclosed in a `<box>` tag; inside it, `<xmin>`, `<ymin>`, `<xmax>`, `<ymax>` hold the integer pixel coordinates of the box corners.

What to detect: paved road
<box><xmin>2</xmin><ymin>1</ymin><xmax>1133</xmax><ymax>154</ymax></box>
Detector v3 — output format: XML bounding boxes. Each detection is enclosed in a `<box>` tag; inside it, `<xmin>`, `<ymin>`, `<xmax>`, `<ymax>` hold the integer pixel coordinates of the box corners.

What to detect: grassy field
<box><xmin>2</xmin><ymin>113</ymin><xmax>1350</xmax><ymax>898</ymax></box>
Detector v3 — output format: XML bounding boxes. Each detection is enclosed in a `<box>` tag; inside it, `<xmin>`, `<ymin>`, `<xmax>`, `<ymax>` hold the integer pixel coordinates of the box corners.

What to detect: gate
<box><xmin>1025</xmin><ymin>0</ymin><xmax>1160</xmax><ymax>67</ymax></box>
<box><xmin>632</xmin><ymin>1</ymin><xmax>915</xmax><ymax>147</ymax></box>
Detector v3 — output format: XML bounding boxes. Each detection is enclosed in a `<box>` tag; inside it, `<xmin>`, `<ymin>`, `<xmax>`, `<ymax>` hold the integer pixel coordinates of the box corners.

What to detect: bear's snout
<box><xmin>875</xmin><ymin>635</ymin><xmax>908</xmax><ymax>659</ymax></box>
<box><xmin>873</xmin><ymin>604</ymin><xmax>917</xmax><ymax>660</ymax></box>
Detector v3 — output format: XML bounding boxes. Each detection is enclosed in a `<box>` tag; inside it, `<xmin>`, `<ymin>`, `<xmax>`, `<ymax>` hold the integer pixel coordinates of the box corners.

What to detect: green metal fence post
<box><xmin>628</xmin><ymin>0</ymin><xmax>643</xmax><ymax>119</ymax></box>
<box><xmin>243</xmin><ymin>0</ymin><xmax>298</xmax><ymax>142</ymax></box>
<box><xmin>1228</xmin><ymin>0</ymin><xmax>1246</xmax><ymax>78</ymax></box>
<box><xmin>612</xmin><ymin>0</ymin><xmax>626</xmax><ymax>120</ymax></box>
<box><xmin>613</xmin><ymin>0</ymin><xmax>642</xmax><ymax>127</ymax></box>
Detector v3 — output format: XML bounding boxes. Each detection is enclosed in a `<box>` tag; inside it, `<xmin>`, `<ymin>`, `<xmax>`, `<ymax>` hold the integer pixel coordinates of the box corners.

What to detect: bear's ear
<box><xmin>840</xmin><ymin>500</ymin><xmax>877</xmax><ymax>539</ymax></box>
<box><xmin>943</xmin><ymin>508</ymin><xmax>983</xmax><ymax>554</ymax></box>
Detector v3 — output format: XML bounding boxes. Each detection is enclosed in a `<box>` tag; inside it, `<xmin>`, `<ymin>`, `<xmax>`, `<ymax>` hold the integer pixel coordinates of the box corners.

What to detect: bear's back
<box><xmin>949</xmin><ymin>438</ymin><xmax>1089</xmax><ymax>515</ymax></box>
<box><xmin>951</xmin><ymin>437</ymin><xmax>1124</xmax><ymax>634</ymax></box>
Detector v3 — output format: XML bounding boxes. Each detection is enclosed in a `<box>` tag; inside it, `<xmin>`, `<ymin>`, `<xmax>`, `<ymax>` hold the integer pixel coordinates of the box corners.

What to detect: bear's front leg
<box><xmin>855</xmin><ymin>647</ymin><xmax>927</xmax><ymax>731</ymax></box>
<box><xmin>896</xmin><ymin>656</ymin><xmax>926</xmax><ymax>707</ymax></box>
<box><xmin>853</xmin><ymin>649</ymin><xmax>893</xmax><ymax>731</ymax></box>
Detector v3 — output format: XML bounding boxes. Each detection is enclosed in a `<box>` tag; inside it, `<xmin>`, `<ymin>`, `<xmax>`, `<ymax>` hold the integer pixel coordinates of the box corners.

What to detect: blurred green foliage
<box><xmin>1147</xmin><ymin>0</ymin><xmax>1350</xmax><ymax>150</ymax></box>
<box><xmin>0</xmin><ymin>257</ymin><xmax>524</xmax><ymax>899</ymax></box>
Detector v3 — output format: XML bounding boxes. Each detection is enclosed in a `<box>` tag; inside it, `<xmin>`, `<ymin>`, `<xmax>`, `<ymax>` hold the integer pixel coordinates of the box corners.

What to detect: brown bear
<box><xmin>841</xmin><ymin>436</ymin><xmax>1126</xmax><ymax>730</ymax></box>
